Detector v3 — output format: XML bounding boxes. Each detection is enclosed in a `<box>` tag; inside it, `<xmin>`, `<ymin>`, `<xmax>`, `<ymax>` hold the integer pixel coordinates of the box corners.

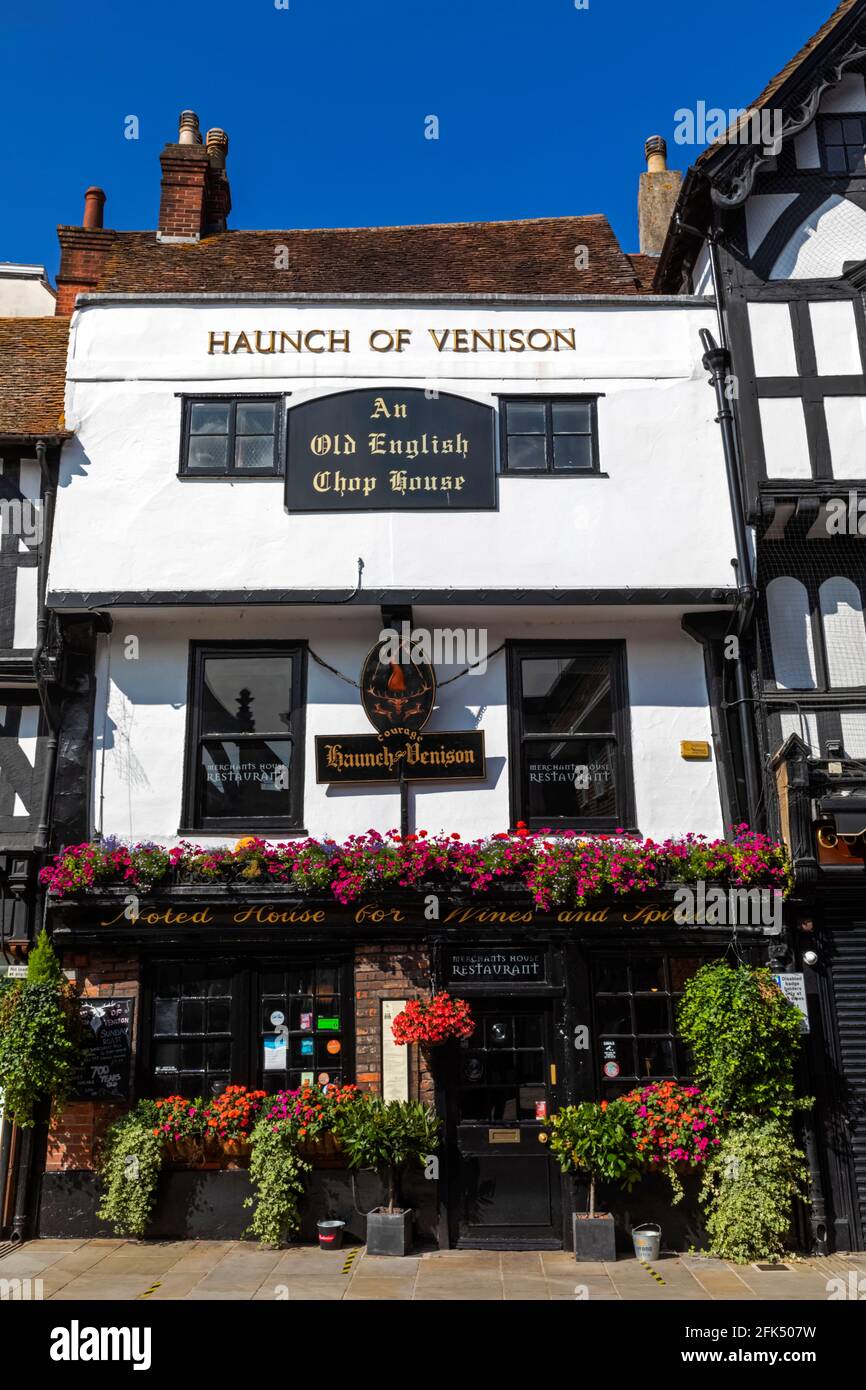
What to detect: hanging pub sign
<box><xmin>72</xmin><ymin>998</ymin><xmax>135</xmax><ymax>1102</ymax></box>
<box><xmin>316</xmin><ymin>640</ymin><xmax>485</xmax><ymax>784</ymax></box>
<box><xmin>285</xmin><ymin>388</ymin><xmax>496</xmax><ymax>512</ymax></box>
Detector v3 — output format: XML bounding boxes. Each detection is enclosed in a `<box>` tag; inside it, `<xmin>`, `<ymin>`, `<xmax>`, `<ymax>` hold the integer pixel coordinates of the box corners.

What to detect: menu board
<box><xmin>73</xmin><ymin>998</ymin><xmax>135</xmax><ymax>1101</ymax></box>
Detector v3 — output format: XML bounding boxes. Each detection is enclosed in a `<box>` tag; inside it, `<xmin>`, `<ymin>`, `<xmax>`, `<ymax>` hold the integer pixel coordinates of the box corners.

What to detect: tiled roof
<box><xmin>69</xmin><ymin>216</ymin><xmax>651</xmax><ymax>298</ymax></box>
<box><xmin>0</xmin><ymin>317</ymin><xmax>70</xmax><ymax>439</ymax></box>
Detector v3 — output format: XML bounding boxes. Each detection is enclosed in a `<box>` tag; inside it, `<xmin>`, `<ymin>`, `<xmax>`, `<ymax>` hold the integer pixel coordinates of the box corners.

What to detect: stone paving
<box><xmin>2</xmin><ymin>1239</ymin><xmax>865</xmax><ymax>1300</ymax></box>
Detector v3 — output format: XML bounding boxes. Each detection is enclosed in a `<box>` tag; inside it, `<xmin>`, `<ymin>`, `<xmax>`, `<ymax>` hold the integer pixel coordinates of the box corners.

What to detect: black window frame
<box><xmin>506</xmin><ymin>639</ymin><xmax>637</xmax><ymax>833</ymax></box>
<box><xmin>138</xmin><ymin>954</ymin><xmax>355</xmax><ymax>1099</ymax></box>
<box><xmin>178</xmin><ymin>394</ymin><xmax>285</xmax><ymax>478</ymax></box>
<box><xmin>819</xmin><ymin>114</ymin><xmax>866</xmax><ymax>176</ymax></box>
<box><xmin>498</xmin><ymin>395</ymin><xmax>602</xmax><ymax>476</ymax></box>
<box><xmin>181</xmin><ymin>640</ymin><xmax>307</xmax><ymax>834</ymax></box>
<box><xmin>591</xmin><ymin>950</ymin><xmax>711</xmax><ymax>1098</ymax></box>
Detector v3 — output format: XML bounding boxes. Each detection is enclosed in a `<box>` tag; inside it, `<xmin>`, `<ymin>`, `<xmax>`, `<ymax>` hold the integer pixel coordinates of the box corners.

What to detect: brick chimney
<box><xmin>158</xmin><ymin>111</ymin><xmax>231</xmax><ymax>242</ymax></box>
<box><xmin>638</xmin><ymin>136</ymin><xmax>682</xmax><ymax>257</ymax></box>
<box><xmin>55</xmin><ymin>187</ymin><xmax>113</xmax><ymax>315</ymax></box>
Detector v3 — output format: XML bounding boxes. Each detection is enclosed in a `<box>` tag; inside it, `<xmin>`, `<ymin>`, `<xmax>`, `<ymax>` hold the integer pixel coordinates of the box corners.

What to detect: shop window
<box><xmin>180</xmin><ymin>396</ymin><xmax>282</xmax><ymax>476</ymax></box>
<box><xmin>145</xmin><ymin>956</ymin><xmax>352</xmax><ymax>1097</ymax></box>
<box><xmin>507</xmin><ymin>641</ymin><xmax>635</xmax><ymax>831</ymax></box>
<box><xmin>500</xmin><ymin>397</ymin><xmax>600</xmax><ymax>474</ymax></box>
<box><xmin>182</xmin><ymin>642</ymin><xmax>306</xmax><ymax>832</ymax></box>
<box><xmin>259</xmin><ymin>961</ymin><xmax>346</xmax><ymax>1092</ymax></box>
<box><xmin>820</xmin><ymin>116</ymin><xmax>866</xmax><ymax>174</ymax></box>
<box><xmin>592</xmin><ymin>953</ymin><xmax>706</xmax><ymax>1099</ymax></box>
<box><xmin>151</xmin><ymin>961</ymin><xmax>235</xmax><ymax>1097</ymax></box>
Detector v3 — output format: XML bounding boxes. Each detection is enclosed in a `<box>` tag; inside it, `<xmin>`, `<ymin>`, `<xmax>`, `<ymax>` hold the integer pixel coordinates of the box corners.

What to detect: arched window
<box><xmin>819</xmin><ymin>576</ymin><xmax>866</xmax><ymax>687</ymax></box>
<box><xmin>767</xmin><ymin>577</ymin><xmax>817</xmax><ymax>689</ymax></box>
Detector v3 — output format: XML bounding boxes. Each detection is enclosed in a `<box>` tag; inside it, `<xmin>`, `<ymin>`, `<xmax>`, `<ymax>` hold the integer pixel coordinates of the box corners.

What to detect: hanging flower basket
<box><xmin>391</xmin><ymin>992</ymin><xmax>476</xmax><ymax>1047</ymax></box>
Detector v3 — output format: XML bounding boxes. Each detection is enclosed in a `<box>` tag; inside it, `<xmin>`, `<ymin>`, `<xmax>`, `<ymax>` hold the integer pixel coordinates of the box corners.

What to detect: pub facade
<box><xmin>18</xmin><ymin>112</ymin><xmax>785</xmax><ymax>1250</ymax></box>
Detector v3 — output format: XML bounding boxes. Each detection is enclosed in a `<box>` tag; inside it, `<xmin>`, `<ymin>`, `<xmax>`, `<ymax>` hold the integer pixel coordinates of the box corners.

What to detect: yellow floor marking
<box><xmin>638</xmin><ymin>1260</ymin><xmax>666</xmax><ymax>1285</ymax></box>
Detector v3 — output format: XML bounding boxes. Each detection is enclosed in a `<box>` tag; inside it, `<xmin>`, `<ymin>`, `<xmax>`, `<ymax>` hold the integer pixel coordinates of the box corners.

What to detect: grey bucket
<box><xmin>632</xmin><ymin>1224</ymin><xmax>662</xmax><ymax>1261</ymax></box>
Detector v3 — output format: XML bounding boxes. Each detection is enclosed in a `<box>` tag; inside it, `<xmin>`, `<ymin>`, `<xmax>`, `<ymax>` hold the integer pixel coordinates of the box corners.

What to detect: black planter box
<box><xmin>572</xmin><ymin>1212</ymin><xmax>616</xmax><ymax>1262</ymax></box>
<box><xmin>366</xmin><ymin>1208</ymin><xmax>413</xmax><ymax>1256</ymax></box>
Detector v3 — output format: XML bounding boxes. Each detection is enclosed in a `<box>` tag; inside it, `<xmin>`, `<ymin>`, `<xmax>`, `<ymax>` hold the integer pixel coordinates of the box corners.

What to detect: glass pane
<box><xmin>153</xmin><ymin>999</ymin><xmax>179</xmax><ymax>1034</ymax></box>
<box><xmin>488</xmin><ymin>1052</ymin><xmax>515</xmax><ymax>1085</ymax></box>
<box><xmin>553</xmin><ymin>434</ymin><xmax>593</xmax><ymax>470</ymax></box>
<box><xmin>843</xmin><ymin>118</ymin><xmax>862</xmax><ymax>143</ymax></box>
<box><xmin>288</xmin><ymin>967</ymin><xmax>315</xmax><ymax>996</ymax></box>
<box><xmin>632</xmin><ymin>957</ymin><xmax>666</xmax><ymax>992</ymax></box>
<box><xmin>520</xmin><ymin>656</ymin><xmax>613</xmax><ymax>733</ymax></box>
<box><xmin>634</xmin><ymin>996</ymin><xmax>669</xmax><ymax>1033</ymax></box>
<box><xmin>517</xmin><ymin>1051</ymin><xmax>544</xmax><ymax>1084</ymax></box>
<box><xmin>518</xmin><ymin>1086</ymin><xmax>545</xmax><ymax>1119</ymax></box>
<box><xmin>595</xmin><ymin>959</ymin><xmax>628</xmax><ymax>993</ymax></box>
<box><xmin>200</xmin><ymin>739</ymin><xmax>293</xmax><ymax>820</ymax></box>
<box><xmin>208</xmin><ymin>1040</ymin><xmax>231</xmax><ymax>1071</ymax></box>
<box><xmin>486</xmin><ymin>1017</ymin><xmax>512</xmax><ymax>1048</ymax></box>
<box><xmin>182</xmin><ymin>966</ymin><xmax>209</xmax><ymax>997</ymax></box>
<box><xmin>461</xmin><ymin>1053</ymin><xmax>486</xmax><ymax>1083</ymax></box>
<box><xmin>235</xmin><ymin>434</ymin><xmax>275</xmax><ymax>470</ymax></box>
<box><xmin>315</xmin><ymin>965</ymin><xmax>339</xmax><ymax>993</ymax></box>
<box><xmin>290</xmin><ymin>997</ymin><xmax>315</xmax><ymax>1030</ymax></box>
<box><xmin>492</xmin><ymin>1092</ymin><xmax>518</xmax><ymax>1122</ymax></box>
<box><xmin>155</xmin><ymin>965</ymin><xmax>181</xmax><ymax>999</ymax></box>
<box><xmin>551</xmin><ymin>401</ymin><xmax>591</xmax><ymax>433</ymax></box>
<box><xmin>506</xmin><ymin>435</ymin><xmax>547</xmax><ymax>471</ymax></box>
<box><xmin>669</xmin><ymin>957</ymin><xmax>704</xmax><ymax>993</ymax></box>
<box><xmin>523</xmin><ymin>739</ymin><xmax>617</xmax><ymax>821</ymax></box>
<box><xmin>181</xmin><ymin>1041</ymin><xmax>205</xmax><ymax>1071</ymax></box>
<box><xmin>181</xmin><ymin>999</ymin><xmax>204</xmax><ymax>1033</ymax></box>
<box><xmin>189</xmin><ymin>402</ymin><xmax>231</xmax><ymax>435</ymax></box>
<box><xmin>596</xmin><ymin>997</ymin><xmax>631</xmax><ymax>1034</ymax></box>
<box><xmin>236</xmin><ymin>402</ymin><xmax>276</xmax><ymax>435</ymax></box>
<box><xmin>824</xmin><ymin>119</ymin><xmax>843</xmax><ymax>143</ymax></box>
<box><xmin>826</xmin><ymin>146</ymin><xmax>847</xmax><ymax>172</ymax></box>
<box><xmin>458</xmin><ymin>1089</ymin><xmax>490</xmax><ymax>1121</ymax></box>
<box><xmin>201</xmin><ymin>657</ymin><xmax>294</xmax><ymax>734</ymax></box>
<box><xmin>515</xmin><ymin>1016</ymin><xmax>542</xmax><ymax>1048</ymax></box>
<box><xmin>208</xmin><ymin>1000</ymin><xmax>231</xmax><ymax>1033</ymax></box>
<box><xmin>153</xmin><ymin>1041</ymin><xmax>180</xmax><ymax>1073</ymax></box>
<box><xmin>187</xmin><ymin>435</ymin><xmax>229</xmax><ymax>471</ymax></box>
<box><xmin>637</xmin><ymin>1039</ymin><xmax>675</xmax><ymax>1077</ymax></box>
<box><xmin>505</xmin><ymin>401</ymin><xmax>546</xmax><ymax>433</ymax></box>
<box><xmin>848</xmin><ymin>148</ymin><xmax>866</xmax><ymax>174</ymax></box>
<box><xmin>261</xmin><ymin>971</ymin><xmax>285</xmax><ymax>995</ymax></box>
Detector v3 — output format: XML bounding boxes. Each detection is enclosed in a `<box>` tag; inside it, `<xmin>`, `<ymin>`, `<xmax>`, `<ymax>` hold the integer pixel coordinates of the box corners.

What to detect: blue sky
<box><xmin>0</xmin><ymin>0</ymin><xmax>841</xmax><ymax>280</ymax></box>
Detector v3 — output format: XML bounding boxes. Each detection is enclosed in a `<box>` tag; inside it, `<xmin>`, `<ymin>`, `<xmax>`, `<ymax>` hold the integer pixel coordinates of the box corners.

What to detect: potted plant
<box><xmin>335</xmin><ymin>1097</ymin><xmax>440</xmax><ymax>1256</ymax></box>
<box><xmin>153</xmin><ymin>1095</ymin><xmax>208</xmax><ymax>1165</ymax></box>
<box><xmin>391</xmin><ymin>992</ymin><xmax>475</xmax><ymax>1047</ymax></box>
<box><xmin>0</xmin><ymin>930</ymin><xmax>82</xmax><ymax>1128</ymax></box>
<box><xmin>546</xmin><ymin>1100</ymin><xmax>641</xmax><ymax>1261</ymax></box>
<box><xmin>202</xmin><ymin>1084</ymin><xmax>268</xmax><ymax>1161</ymax></box>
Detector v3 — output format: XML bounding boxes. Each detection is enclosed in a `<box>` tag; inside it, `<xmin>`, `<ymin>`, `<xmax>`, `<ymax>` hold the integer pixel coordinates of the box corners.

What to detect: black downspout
<box><xmin>699</xmin><ymin>331</ymin><xmax>762</xmax><ymax>827</ymax></box>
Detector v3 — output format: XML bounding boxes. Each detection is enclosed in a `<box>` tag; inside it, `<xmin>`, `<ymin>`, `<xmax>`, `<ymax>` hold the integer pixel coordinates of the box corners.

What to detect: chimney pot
<box><xmin>645</xmin><ymin>135</ymin><xmax>668</xmax><ymax>173</ymax></box>
<box><xmin>82</xmin><ymin>186</ymin><xmax>106</xmax><ymax>230</ymax></box>
<box><xmin>206</xmin><ymin>128</ymin><xmax>229</xmax><ymax>160</ymax></box>
<box><xmin>178</xmin><ymin>111</ymin><xmax>202</xmax><ymax>145</ymax></box>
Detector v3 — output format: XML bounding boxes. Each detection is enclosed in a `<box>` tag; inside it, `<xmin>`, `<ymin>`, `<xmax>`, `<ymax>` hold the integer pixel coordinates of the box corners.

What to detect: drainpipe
<box><xmin>32</xmin><ymin>439</ymin><xmax>60</xmax><ymax>852</ymax></box>
<box><xmin>699</xmin><ymin>330</ymin><xmax>762</xmax><ymax>827</ymax></box>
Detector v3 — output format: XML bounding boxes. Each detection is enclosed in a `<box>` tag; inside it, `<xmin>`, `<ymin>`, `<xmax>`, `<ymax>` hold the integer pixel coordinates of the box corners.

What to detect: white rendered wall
<box><xmin>90</xmin><ymin>608</ymin><xmax>723</xmax><ymax>848</ymax></box>
<box><xmin>51</xmin><ymin>299</ymin><xmax>738</xmax><ymax>595</ymax></box>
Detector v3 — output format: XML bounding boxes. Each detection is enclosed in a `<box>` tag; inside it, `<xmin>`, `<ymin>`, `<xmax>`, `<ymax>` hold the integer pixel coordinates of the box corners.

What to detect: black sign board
<box><xmin>447</xmin><ymin>949</ymin><xmax>547</xmax><ymax>983</ymax></box>
<box><xmin>286</xmin><ymin>388</ymin><xmax>496</xmax><ymax>511</ymax></box>
<box><xmin>73</xmin><ymin>997</ymin><xmax>135</xmax><ymax>1101</ymax></box>
<box><xmin>360</xmin><ymin>641</ymin><xmax>436</xmax><ymax>735</ymax></box>
<box><xmin>316</xmin><ymin>730</ymin><xmax>486</xmax><ymax>784</ymax></box>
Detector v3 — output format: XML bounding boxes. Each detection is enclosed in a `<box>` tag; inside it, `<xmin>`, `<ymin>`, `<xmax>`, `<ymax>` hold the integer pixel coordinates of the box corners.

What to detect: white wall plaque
<box><xmin>381</xmin><ymin>999</ymin><xmax>410</xmax><ymax>1102</ymax></box>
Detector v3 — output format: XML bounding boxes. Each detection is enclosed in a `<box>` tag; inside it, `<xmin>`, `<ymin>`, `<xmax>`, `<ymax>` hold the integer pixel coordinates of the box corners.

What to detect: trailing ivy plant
<box><xmin>97</xmin><ymin>1105</ymin><xmax>164</xmax><ymax>1238</ymax></box>
<box><xmin>245</xmin><ymin>1111</ymin><xmax>312</xmax><ymax>1247</ymax></box>
<box><xmin>677</xmin><ymin>960</ymin><xmax>806</xmax><ymax>1118</ymax></box>
<box><xmin>0</xmin><ymin>933</ymin><xmax>82</xmax><ymax>1127</ymax></box>
<box><xmin>699</xmin><ymin>1116</ymin><xmax>811</xmax><ymax>1263</ymax></box>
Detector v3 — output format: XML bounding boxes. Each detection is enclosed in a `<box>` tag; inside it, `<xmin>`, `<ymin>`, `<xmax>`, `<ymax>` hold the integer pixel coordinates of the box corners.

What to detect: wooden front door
<box><xmin>447</xmin><ymin>998</ymin><xmax>563</xmax><ymax>1248</ymax></box>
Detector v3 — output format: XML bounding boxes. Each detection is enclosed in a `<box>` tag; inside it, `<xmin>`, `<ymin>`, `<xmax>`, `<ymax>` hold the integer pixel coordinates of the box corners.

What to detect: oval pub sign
<box><xmin>360</xmin><ymin>641</ymin><xmax>436</xmax><ymax>735</ymax></box>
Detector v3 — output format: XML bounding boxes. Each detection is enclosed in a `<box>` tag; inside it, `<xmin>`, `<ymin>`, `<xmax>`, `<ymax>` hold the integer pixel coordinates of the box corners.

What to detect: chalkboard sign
<box><xmin>73</xmin><ymin>998</ymin><xmax>135</xmax><ymax>1101</ymax></box>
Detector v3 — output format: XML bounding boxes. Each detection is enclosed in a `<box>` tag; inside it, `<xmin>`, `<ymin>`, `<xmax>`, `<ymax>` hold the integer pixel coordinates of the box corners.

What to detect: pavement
<box><xmin>2</xmin><ymin>1239</ymin><xmax>865</xmax><ymax>1300</ymax></box>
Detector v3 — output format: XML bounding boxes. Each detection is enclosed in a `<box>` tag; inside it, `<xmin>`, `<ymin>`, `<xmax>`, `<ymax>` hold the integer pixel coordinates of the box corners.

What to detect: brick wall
<box><xmin>354</xmin><ymin>943</ymin><xmax>434</xmax><ymax>1105</ymax></box>
<box><xmin>45</xmin><ymin>953</ymin><xmax>140</xmax><ymax>1172</ymax></box>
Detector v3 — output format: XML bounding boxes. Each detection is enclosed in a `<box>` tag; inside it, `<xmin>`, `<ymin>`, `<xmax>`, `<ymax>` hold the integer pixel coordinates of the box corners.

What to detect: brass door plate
<box><xmin>488</xmin><ymin>1129</ymin><xmax>520</xmax><ymax>1144</ymax></box>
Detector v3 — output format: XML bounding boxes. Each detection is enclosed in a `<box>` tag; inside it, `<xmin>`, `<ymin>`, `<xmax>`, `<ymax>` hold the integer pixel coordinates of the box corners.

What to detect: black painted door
<box><xmin>448</xmin><ymin>998</ymin><xmax>562</xmax><ymax>1248</ymax></box>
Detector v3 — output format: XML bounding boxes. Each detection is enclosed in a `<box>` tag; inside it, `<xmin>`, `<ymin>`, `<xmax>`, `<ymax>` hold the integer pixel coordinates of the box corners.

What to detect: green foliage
<box><xmin>27</xmin><ymin>930</ymin><xmax>65</xmax><ymax>986</ymax></box>
<box><xmin>545</xmin><ymin>1101</ymin><xmax>641</xmax><ymax>1216</ymax></box>
<box><xmin>335</xmin><ymin>1099</ymin><xmax>440</xmax><ymax>1212</ymax></box>
<box><xmin>677</xmin><ymin>961</ymin><xmax>805</xmax><ymax>1117</ymax></box>
<box><xmin>244</xmin><ymin>1115</ymin><xmax>311</xmax><ymax>1247</ymax></box>
<box><xmin>97</xmin><ymin>1109</ymin><xmax>164</xmax><ymax>1238</ymax></box>
<box><xmin>699</xmin><ymin>1117</ymin><xmax>811</xmax><ymax>1263</ymax></box>
<box><xmin>0</xmin><ymin>979</ymin><xmax>81</xmax><ymax>1127</ymax></box>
